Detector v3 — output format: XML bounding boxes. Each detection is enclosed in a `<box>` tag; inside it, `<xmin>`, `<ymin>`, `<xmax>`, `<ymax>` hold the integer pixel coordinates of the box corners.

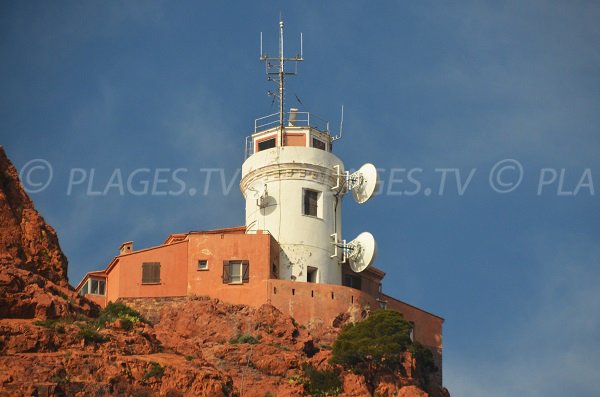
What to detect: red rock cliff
<box><xmin>0</xmin><ymin>146</ymin><xmax>69</xmax><ymax>285</ymax></box>
<box><xmin>0</xmin><ymin>146</ymin><xmax>97</xmax><ymax>319</ymax></box>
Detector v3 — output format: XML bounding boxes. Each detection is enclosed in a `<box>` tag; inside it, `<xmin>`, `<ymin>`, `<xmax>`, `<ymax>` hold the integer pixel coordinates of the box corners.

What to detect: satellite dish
<box><xmin>350</xmin><ymin>163</ymin><xmax>379</xmax><ymax>204</ymax></box>
<box><xmin>347</xmin><ymin>231</ymin><xmax>377</xmax><ymax>273</ymax></box>
<box><xmin>248</xmin><ymin>183</ymin><xmax>269</xmax><ymax>208</ymax></box>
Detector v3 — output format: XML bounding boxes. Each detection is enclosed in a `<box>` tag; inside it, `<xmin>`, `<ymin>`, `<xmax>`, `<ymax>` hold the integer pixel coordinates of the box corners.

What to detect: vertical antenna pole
<box><xmin>259</xmin><ymin>19</ymin><xmax>303</xmax><ymax>141</ymax></box>
<box><xmin>339</xmin><ymin>105</ymin><xmax>344</xmax><ymax>139</ymax></box>
<box><xmin>278</xmin><ymin>19</ymin><xmax>285</xmax><ymax>144</ymax></box>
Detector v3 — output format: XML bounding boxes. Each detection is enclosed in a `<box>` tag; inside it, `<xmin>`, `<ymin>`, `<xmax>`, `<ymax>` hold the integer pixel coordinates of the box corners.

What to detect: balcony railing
<box><xmin>254</xmin><ymin>111</ymin><xmax>329</xmax><ymax>133</ymax></box>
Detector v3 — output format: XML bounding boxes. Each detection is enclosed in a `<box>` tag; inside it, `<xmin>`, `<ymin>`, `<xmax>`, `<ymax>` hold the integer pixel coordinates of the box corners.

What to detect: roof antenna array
<box><xmin>260</xmin><ymin>16</ymin><xmax>303</xmax><ymax>143</ymax></box>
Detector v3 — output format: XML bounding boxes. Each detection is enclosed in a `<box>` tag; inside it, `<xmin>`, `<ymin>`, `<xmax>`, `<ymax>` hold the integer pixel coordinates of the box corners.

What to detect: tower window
<box><xmin>312</xmin><ymin>137</ymin><xmax>326</xmax><ymax>151</ymax></box>
<box><xmin>303</xmin><ymin>189</ymin><xmax>319</xmax><ymax>217</ymax></box>
<box><xmin>142</xmin><ymin>262</ymin><xmax>161</xmax><ymax>284</ymax></box>
<box><xmin>257</xmin><ymin>137</ymin><xmax>276</xmax><ymax>152</ymax></box>
<box><xmin>307</xmin><ymin>266</ymin><xmax>318</xmax><ymax>283</ymax></box>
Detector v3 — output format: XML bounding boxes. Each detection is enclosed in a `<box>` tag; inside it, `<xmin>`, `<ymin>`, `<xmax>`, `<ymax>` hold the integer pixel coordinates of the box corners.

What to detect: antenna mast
<box><xmin>260</xmin><ymin>18</ymin><xmax>303</xmax><ymax>144</ymax></box>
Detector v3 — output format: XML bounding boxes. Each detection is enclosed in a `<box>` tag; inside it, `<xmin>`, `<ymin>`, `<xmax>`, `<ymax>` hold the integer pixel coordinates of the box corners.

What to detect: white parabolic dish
<box><xmin>348</xmin><ymin>231</ymin><xmax>378</xmax><ymax>273</ymax></box>
<box><xmin>351</xmin><ymin>163</ymin><xmax>379</xmax><ymax>204</ymax></box>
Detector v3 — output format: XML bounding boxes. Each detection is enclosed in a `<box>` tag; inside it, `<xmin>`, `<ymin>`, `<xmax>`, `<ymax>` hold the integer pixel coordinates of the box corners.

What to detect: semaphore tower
<box><xmin>240</xmin><ymin>19</ymin><xmax>378</xmax><ymax>285</ymax></box>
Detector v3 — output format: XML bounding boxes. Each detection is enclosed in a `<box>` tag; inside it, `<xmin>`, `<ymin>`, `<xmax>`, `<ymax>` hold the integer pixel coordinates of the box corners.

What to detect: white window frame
<box><xmin>89</xmin><ymin>278</ymin><xmax>106</xmax><ymax>295</ymax></box>
<box><xmin>198</xmin><ymin>259</ymin><xmax>209</xmax><ymax>271</ymax></box>
<box><xmin>229</xmin><ymin>261</ymin><xmax>243</xmax><ymax>284</ymax></box>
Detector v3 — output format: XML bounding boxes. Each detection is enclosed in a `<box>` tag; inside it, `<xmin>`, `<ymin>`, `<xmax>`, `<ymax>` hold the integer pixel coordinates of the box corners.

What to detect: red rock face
<box><xmin>0</xmin><ymin>146</ymin><xmax>97</xmax><ymax>319</ymax></box>
<box><xmin>0</xmin><ymin>146</ymin><xmax>68</xmax><ymax>285</ymax></box>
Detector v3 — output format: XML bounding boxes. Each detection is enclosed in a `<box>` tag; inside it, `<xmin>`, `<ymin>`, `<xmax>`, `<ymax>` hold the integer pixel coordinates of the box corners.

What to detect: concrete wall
<box><xmin>83</xmin><ymin>293</ymin><xmax>106</xmax><ymax>307</ymax></box>
<box><xmin>107</xmin><ymin>241</ymin><xmax>188</xmax><ymax>300</ymax></box>
<box><xmin>383</xmin><ymin>294</ymin><xmax>443</xmax><ymax>349</ymax></box>
<box><xmin>267</xmin><ymin>279</ymin><xmax>379</xmax><ymax>327</ymax></box>
<box><xmin>186</xmin><ymin>232</ymin><xmax>274</xmax><ymax>307</ymax></box>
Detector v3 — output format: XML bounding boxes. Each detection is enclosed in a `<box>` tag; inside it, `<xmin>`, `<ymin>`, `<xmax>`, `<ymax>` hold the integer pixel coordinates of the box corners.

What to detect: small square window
<box><xmin>198</xmin><ymin>260</ymin><xmax>208</xmax><ymax>270</ymax></box>
<box><xmin>312</xmin><ymin>137</ymin><xmax>326</xmax><ymax>151</ymax></box>
<box><xmin>303</xmin><ymin>189</ymin><xmax>319</xmax><ymax>217</ymax></box>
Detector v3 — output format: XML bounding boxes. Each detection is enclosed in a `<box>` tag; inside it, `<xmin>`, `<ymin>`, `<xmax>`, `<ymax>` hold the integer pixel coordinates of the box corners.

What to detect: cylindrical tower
<box><xmin>241</xmin><ymin>122</ymin><xmax>343</xmax><ymax>284</ymax></box>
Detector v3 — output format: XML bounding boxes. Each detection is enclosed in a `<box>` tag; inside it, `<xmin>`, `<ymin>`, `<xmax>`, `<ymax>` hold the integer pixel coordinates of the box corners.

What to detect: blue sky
<box><xmin>1</xmin><ymin>1</ymin><xmax>599</xmax><ymax>396</ymax></box>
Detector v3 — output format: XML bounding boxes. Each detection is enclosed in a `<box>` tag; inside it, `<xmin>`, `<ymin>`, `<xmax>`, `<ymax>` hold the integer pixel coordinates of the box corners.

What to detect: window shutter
<box><xmin>242</xmin><ymin>260</ymin><xmax>249</xmax><ymax>283</ymax></box>
<box><xmin>153</xmin><ymin>263</ymin><xmax>161</xmax><ymax>283</ymax></box>
<box><xmin>142</xmin><ymin>263</ymin><xmax>150</xmax><ymax>284</ymax></box>
<box><xmin>222</xmin><ymin>261</ymin><xmax>231</xmax><ymax>284</ymax></box>
<box><xmin>142</xmin><ymin>262</ymin><xmax>160</xmax><ymax>284</ymax></box>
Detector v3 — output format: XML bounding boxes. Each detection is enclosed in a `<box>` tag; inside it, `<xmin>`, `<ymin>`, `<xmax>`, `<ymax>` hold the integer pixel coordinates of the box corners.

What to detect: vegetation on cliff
<box><xmin>332</xmin><ymin>310</ymin><xmax>438</xmax><ymax>389</ymax></box>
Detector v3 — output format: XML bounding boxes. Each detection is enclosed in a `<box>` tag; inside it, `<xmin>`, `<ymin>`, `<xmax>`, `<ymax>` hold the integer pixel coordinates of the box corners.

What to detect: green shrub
<box><xmin>33</xmin><ymin>319</ymin><xmax>61</xmax><ymax>328</ymax></box>
<box><xmin>185</xmin><ymin>355</ymin><xmax>195</xmax><ymax>361</ymax></box>
<box><xmin>267</xmin><ymin>342</ymin><xmax>290</xmax><ymax>351</ymax></box>
<box><xmin>408</xmin><ymin>342</ymin><xmax>438</xmax><ymax>383</ymax></box>
<box><xmin>302</xmin><ymin>364</ymin><xmax>342</xmax><ymax>397</ymax></box>
<box><xmin>34</xmin><ymin>318</ymin><xmax>71</xmax><ymax>333</ymax></box>
<box><xmin>95</xmin><ymin>302</ymin><xmax>150</xmax><ymax>328</ymax></box>
<box><xmin>331</xmin><ymin>310</ymin><xmax>413</xmax><ymax>372</ymax></box>
<box><xmin>142</xmin><ymin>362</ymin><xmax>165</xmax><ymax>381</ymax></box>
<box><xmin>229</xmin><ymin>333</ymin><xmax>260</xmax><ymax>344</ymax></box>
<box><xmin>118</xmin><ymin>318</ymin><xmax>133</xmax><ymax>331</ymax></box>
<box><xmin>77</xmin><ymin>324</ymin><xmax>106</xmax><ymax>344</ymax></box>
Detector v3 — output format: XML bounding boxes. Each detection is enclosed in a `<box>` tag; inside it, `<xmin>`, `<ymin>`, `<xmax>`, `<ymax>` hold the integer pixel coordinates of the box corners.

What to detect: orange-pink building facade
<box><xmin>76</xmin><ymin>226</ymin><xmax>443</xmax><ymax>354</ymax></box>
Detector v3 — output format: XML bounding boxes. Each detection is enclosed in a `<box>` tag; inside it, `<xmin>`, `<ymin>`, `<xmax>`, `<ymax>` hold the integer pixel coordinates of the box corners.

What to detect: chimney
<box><xmin>119</xmin><ymin>241</ymin><xmax>133</xmax><ymax>255</ymax></box>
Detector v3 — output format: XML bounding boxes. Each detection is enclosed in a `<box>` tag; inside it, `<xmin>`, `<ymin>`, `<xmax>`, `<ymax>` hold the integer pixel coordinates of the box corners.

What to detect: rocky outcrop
<box><xmin>0</xmin><ymin>146</ymin><xmax>68</xmax><ymax>285</ymax></box>
<box><xmin>0</xmin><ymin>146</ymin><xmax>97</xmax><ymax>319</ymax></box>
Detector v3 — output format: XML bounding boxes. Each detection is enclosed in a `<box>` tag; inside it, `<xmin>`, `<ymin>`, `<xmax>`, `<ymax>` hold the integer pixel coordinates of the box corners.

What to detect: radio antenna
<box><xmin>260</xmin><ymin>17</ymin><xmax>303</xmax><ymax>144</ymax></box>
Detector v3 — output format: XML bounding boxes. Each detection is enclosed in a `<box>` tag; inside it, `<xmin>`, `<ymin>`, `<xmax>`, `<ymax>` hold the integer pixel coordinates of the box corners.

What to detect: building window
<box><xmin>303</xmin><ymin>189</ymin><xmax>319</xmax><ymax>217</ymax></box>
<box><xmin>258</xmin><ymin>137</ymin><xmax>276</xmax><ymax>152</ymax></box>
<box><xmin>307</xmin><ymin>266</ymin><xmax>318</xmax><ymax>283</ymax></box>
<box><xmin>198</xmin><ymin>260</ymin><xmax>208</xmax><ymax>270</ymax></box>
<box><xmin>343</xmin><ymin>274</ymin><xmax>362</xmax><ymax>290</ymax></box>
<box><xmin>312</xmin><ymin>137</ymin><xmax>326</xmax><ymax>151</ymax></box>
<box><xmin>90</xmin><ymin>278</ymin><xmax>106</xmax><ymax>295</ymax></box>
<box><xmin>79</xmin><ymin>280</ymin><xmax>89</xmax><ymax>296</ymax></box>
<box><xmin>223</xmin><ymin>260</ymin><xmax>249</xmax><ymax>284</ymax></box>
<box><xmin>142</xmin><ymin>262</ymin><xmax>161</xmax><ymax>284</ymax></box>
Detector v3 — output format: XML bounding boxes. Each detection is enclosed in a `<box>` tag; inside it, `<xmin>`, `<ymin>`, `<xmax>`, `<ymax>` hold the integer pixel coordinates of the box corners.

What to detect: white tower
<box><xmin>241</xmin><ymin>20</ymin><xmax>377</xmax><ymax>285</ymax></box>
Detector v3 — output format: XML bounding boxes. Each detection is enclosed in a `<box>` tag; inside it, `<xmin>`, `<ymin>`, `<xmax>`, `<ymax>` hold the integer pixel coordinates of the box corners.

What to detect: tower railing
<box><xmin>254</xmin><ymin>111</ymin><xmax>330</xmax><ymax>134</ymax></box>
<box><xmin>244</xmin><ymin>135</ymin><xmax>254</xmax><ymax>159</ymax></box>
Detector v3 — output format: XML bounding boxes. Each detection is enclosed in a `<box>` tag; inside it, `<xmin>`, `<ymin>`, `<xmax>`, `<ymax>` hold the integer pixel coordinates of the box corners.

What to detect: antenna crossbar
<box><xmin>259</xmin><ymin>18</ymin><xmax>303</xmax><ymax>144</ymax></box>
